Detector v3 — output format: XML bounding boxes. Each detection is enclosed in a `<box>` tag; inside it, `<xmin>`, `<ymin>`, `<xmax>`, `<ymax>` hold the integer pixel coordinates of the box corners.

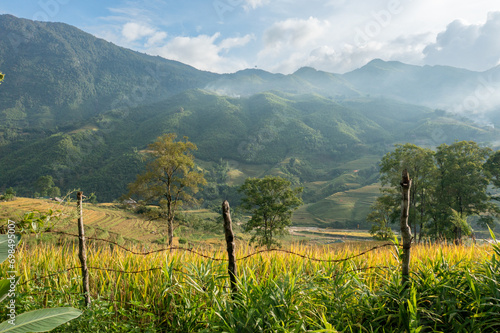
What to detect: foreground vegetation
<box><xmin>0</xmin><ymin>238</ymin><xmax>498</xmax><ymax>332</ymax></box>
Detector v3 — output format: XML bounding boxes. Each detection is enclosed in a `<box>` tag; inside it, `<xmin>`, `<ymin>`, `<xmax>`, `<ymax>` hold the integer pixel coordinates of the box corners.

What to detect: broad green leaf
<box><xmin>0</xmin><ymin>277</ymin><xmax>18</xmax><ymax>303</ymax></box>
<box><xmin>0</xmin><ymin>307</ymin><xmax>82</xmax><ymax>332</ymax></box>
<box><xmin>0</xmin><ymin>279</ymin><xmax>10</xmax><ymax>303</ymax></box>
<box><xmin>0</xmin><ymin>234</ymin><xmax>21</xmax><ymax>264</ymax></box>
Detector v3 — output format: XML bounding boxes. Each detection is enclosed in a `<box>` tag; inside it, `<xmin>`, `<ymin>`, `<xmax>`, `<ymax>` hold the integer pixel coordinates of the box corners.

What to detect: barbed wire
<box><xmin>51</xmin><ymin>230</ymin><xmax>398</xmax><ymax>263</ymax></box>
<box><xmin>16</xmin><ymin>231</ymin><xmax>399</xmax><ymax>287</ymax></box>
<box><xmin>51</xmin><ymin>230</ymin><xmax>229</xmax><ymax>261</ymax></box>
<box><xmin>18</xmin><ymin>266</ymin><xmax>82</xmax><ymax>286</ymax></box>
<box><xmin>236</xmin><ymin>243</ymin><xmax>397</xmax><ymax>262</ymax></box>
<box><xmin>19</xmin><ymin>265</ymin><xmax>181</xmax><ymax>286</ymax></box>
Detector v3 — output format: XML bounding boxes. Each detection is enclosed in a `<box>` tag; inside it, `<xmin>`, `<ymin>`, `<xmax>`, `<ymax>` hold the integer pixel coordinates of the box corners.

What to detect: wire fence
<box><xmin>18</xmin><ymin>229</ymin><xmax>398</xmax><ymax>289</ymax></box>
<box><xmin>51</xmin><ymin>230</ymin><xmax>397</xmax><ymax>262</ymax></box>
<box><xmin>8</xmin><ymin>194</ymin><xmax>406</xmax><ymax>308</ymax></box>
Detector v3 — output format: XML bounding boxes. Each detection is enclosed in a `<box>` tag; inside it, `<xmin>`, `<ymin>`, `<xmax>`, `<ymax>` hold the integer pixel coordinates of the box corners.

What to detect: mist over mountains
<box><xmin>0</xmin><ymin>14</ymin><xmax>499</xmax><ymax>207</ymax></box>
<box><xmin>206</xmin><ymin>60</ymin><xmax>500</xmax><ymax>128</ymax></box>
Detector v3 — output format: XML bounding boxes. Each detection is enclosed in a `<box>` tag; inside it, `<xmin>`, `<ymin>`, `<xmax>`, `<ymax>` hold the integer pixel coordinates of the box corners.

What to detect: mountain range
<box><xmin>1</xmin><ymin>14</ymin><xmax>499</xmax><ymax>221</ymax></box>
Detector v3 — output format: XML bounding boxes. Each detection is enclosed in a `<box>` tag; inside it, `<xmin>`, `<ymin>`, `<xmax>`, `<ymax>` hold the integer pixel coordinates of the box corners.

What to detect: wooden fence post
<box><xmin>77</xmin><ymin>191</ymin><xmax>91</xmax><ymax>307</ymax></box>
<box><xmin>400</xmin><ymin>169</ymin><xmax>412</xmax><ymax>288</ymax></box>
<box><xmin>222</xmin><ymin>200</ymin><xmax>237</xmax><ymax>295</ymax></box>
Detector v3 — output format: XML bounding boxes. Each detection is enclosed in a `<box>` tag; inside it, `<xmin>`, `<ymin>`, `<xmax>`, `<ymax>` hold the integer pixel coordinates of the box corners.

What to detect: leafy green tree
<box><xmin>239</xmin><ymin>176</ymin><xmax>303</xmax><ymax>249</ymax></box>
<box><xmin>434</xmin><ymin>141</ymin><xmax>493</xmax><ymax>242</ymax></box>
<box><xmin>450</xmin><ymin>209</ymin><xmax>472</xmax><ymax>237</ymax></box>
<box><xmin>127</xmin><ymin>133</ymin><xmax>207</xmax><ymax>245</ymax></box>
<box><xmin>35</xmin><ymin>175</ymin><xmax>55</xmax><ymax>197</ymax></box>
<box><xmin>367</xmin><ymin>195</ymin><xmax>397</xmax><ymax>240</ymax></box>
<box><xmin>374</xmin><ymin>141</ymin><xmax>497</xmax><ymax>243</ymax></box>
<box><xmin>213</xmin><ymin>158</ymin><xmax>230</xmax><ymax>184</ymax></box>
<box><xmin>87</xmin><ymin>192</ymin><xmax>98</xmax><ymax>205</ymax></box>
<box><xmin>379</xmin><ymin>143</ymin><xmax>437</xmax><ymax>241</ymax></box>
<box><xmin>1</xmin><ymin>187</ymin><xmax>16</xmax><ymax>201</ymax></box>
<box><xmin>485</xmin><ymin>150</ymin><xmax>500</xmax><ymax>189</ymax></box>
<box><xmin>48</xmin><ymin>186</ymin><xmax>61</xmax><ymax>198</ymax></box>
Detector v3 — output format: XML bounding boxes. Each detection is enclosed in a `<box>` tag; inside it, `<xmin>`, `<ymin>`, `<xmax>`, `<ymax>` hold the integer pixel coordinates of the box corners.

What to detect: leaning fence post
<box><xmin>400</xmin><ymin>169</ymin><xmax>412</xmax><ymax>288</ymax></box>
<box><xmin>77</xmin><ymin>191</ymin><xmax>91</xmax><ymax>307</ymax></box>
<box><xmin>222</xmin><ymin>200</ymin><xmax>237</xmax><ymax>295</ymax></box>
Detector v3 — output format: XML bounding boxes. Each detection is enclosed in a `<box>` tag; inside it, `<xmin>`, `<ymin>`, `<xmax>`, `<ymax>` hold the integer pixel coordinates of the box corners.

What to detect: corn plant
<box><xmin>0</xmin><ymin>233</ymin><xmax>81</xmax><ymax>332</ymax></box>
<box><xmin>2</xmin><ymin>238</ymin><xmax>498</xmax><ymax>332</ymax></box>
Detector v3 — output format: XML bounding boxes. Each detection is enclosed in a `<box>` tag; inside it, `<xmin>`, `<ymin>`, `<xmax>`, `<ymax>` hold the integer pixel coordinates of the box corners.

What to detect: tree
<box><xmin>35</xmin><ymin>175</ymin><xmax>55</xmax><ymax>196</ymax></box>
<box><xmin>213</xmin><ymin>158</ymin><xmax>230</xmax><ymax>184</ymax></box>
<box><xmin>239</xmin><ymin>176</ymin><xmax>303</xmax><ymax>249</ymax></box>
<box><xmin>367</xmin><ymin>195</ymin><xmax>397</xmax><ymax>240</ymax></box>
<box><xmin>379</xmin><ymin>143</ymin><xmax>436</xmax><ymax>241</ymax></box>
<box><xmin>127</xmin><ymin>133</ymin><xmax>206</xmax><ymax>245</ymax></box>
<box><xmin>87</xmin><ymin>192</ymin><xmax>98</xmax><ymax>205</ymax></box>
<box><xmin>48</xmin><ymin>186</ymin><xmax>62</xmax><ymax>198</ymax></box>
<box><xmin>35</xmin><ymin>175</ymin><xmax>61</xmax><ymax>198</ymax></box>
<box><xmin>372</xmin><ymin>141</ymin><xmax>497</xmax><ymax>243</ymax></box>
<box><xmin>434</xmin><ymin>141</ymin><xmax>493</xmax><ymax>243</ymax></box>
<box><xmin>485</xmin><ymin>150</ymin><xmax>500</xmax><ymax>189</ymax></box>
<box><xmin>1</xmin><ymin>187</ymin><xmax>16</xmax><ymax>201</ymax></box>
<box><xmin>0</xmin><ymin>72</ymin><xmax>4</xmax><ymax>84</ymax></box>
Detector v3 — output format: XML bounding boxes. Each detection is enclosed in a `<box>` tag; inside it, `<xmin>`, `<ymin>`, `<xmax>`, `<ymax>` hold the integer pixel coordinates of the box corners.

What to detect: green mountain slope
<box><xmin>0</xmin><ymin>14</ymin><xmax>216</xmax><ymax>142</ymax></box>
<box><xmin>2</xmin><ymin>87</ymin><xmax>498</xmax><ymax>203</ymax></box>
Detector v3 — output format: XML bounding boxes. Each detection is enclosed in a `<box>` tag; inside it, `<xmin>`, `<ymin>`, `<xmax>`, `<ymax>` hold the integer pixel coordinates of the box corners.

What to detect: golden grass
<box><xmin>3</xmin><ymin>240</ymin><xmax>491</xmax><ymax>308</ymax></box>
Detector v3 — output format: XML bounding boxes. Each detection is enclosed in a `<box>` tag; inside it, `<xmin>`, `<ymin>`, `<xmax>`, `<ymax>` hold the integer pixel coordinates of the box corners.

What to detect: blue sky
<box><xmin>1</xmin><ymin>0</ymin><xmax>500</xmax><ymax>74</ymax></box>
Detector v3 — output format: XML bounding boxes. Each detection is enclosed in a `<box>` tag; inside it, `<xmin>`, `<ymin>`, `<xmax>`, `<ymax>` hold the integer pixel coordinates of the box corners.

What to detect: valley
<box><xmin>1</xmin><ymin>10</ymin><xmax>500</xmax><ymax>332</ymax></box>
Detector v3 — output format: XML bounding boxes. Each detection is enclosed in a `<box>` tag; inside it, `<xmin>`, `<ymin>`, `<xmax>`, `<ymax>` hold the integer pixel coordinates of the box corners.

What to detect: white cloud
<box><xmin>146</xmin><ymin>31</ymin><xmax>168</xmax><ymax>47</ymax></box>
<box><xmin>122</xmin><ymin>22</ymin><xmax>157</xmax><ymax>42</ymax></box>
<box><xmin>219</xmin><ymin>34</ymin><xmax>255</xmax><ymax>50</ymax></box>
<box><xmin>257</xmin><ymin>32</ymin><xmax>433</xmax><ymax>74</ymax></box>
<box><xmin>152</xmin><ymin>33</ymin><xmax>254</xmax><ymax>73</ymax></box>
<box><xmin>255</xmin><ymin>11</ymin><xmax>432</xmax><ymax>74</ymax></box>
<box><xmin>85</xmin><ymin>0</ymin><xmax>500</xmax><ymax>74</ymax></box>
<box><xmin>263</xmin><ymin>17</ymin><xmax>330</xmax><ymax>50</ymax></box>
<box><xmin>243</xmin><ymin>0</ymin><xmax>270</xmax><ymax>10</ymax></box>
<box><xmin>423</xmin><ymin>12</ymin><xmax>500</xmax><ymax>71</ymax></box>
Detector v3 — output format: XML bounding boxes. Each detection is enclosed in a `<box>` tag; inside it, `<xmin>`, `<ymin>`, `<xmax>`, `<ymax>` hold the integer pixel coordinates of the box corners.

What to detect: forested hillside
<box><xmin>0</xmin><ymin>14</ymin><xmax>216</xmax><ymax>142</ymax></box>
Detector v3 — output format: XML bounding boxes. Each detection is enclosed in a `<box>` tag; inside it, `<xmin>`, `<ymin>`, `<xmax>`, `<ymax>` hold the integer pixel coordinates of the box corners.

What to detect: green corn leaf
<box><xmin>0</xmin><ymin>307</ymin><xmax>82</xmax><ymax>332</ymax></box>
<box><xmin>0</xmin><ymin>234</ymin><xmax>21</xmax><ymax>264</ymax></box>
<box><xmin>0</xmin><ymin>277</ymin><xmax>19</xmax><ymax>303</ymax></box>
<box><xmin>0</xmin><ymin>279</ymin><xmax>10</xmax><ymax>303</ymax></box>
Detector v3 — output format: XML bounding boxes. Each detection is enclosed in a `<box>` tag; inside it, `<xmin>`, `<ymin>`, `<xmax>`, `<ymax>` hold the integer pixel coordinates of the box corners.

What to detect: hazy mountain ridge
<box><xmin>205</xmin><ymin>67</ymin><xmax>361</xmax><ymax>98</ymax></box>
<box><xmin>206</xmin><ymin>60</ymin><xmax>500</xmax><ymax>126</ymax></box>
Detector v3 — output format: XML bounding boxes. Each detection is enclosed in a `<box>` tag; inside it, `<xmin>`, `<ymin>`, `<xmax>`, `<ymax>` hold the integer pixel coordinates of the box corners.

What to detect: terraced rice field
<box><xmin>0</xmin><ymin>197</ymin><xmax>160</xmax><ymax>243</ymax></box>
<box><xmin>306</xmin><ymin>183</ymin><xmax>381</xmax><ymax>223</ymax></box>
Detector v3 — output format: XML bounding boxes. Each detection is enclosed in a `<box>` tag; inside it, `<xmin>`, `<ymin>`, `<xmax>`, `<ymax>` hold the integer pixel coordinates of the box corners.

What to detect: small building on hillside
<box><xmin>123</xmin><ymin>198</ymin><xmax>138</xmax><ymax>208</ymax></box>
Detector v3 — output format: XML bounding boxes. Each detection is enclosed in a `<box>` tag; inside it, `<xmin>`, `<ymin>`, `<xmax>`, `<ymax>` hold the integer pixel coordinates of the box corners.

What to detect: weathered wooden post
<box><xmin>400</xmin><ymin>169</ymin><xmax>412</xmax><ymax>288</ymax></box>
<box><xmin>77</xmin><ymin>191</ymin><xmax>91</xmax><ymax>307</ymax></box>
<box><xmin>222</xmin><ymin>200</ymin><xmax>237</xmax><ymax>295</ymax></box>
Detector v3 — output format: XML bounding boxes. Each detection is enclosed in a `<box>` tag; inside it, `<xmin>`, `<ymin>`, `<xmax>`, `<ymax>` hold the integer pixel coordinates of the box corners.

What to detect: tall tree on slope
<box><xmin>127</xmin><ymin>133</ymin><xmax>206</xmax><ymax>245</ymax></box>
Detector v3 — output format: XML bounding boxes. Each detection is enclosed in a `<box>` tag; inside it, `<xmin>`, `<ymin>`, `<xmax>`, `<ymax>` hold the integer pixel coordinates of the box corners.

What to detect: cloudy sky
<box><xmin>2</xmin><ymin>0</ymin><xmax>500</xmax><ymax>74</ymax></box>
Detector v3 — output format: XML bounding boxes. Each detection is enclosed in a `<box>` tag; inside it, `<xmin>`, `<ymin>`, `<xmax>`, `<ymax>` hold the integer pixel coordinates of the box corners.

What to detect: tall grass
<box><xmin>0</xmin><ymin>240</ymin><xmax>498</xmax><ymax>332</ymax></box>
